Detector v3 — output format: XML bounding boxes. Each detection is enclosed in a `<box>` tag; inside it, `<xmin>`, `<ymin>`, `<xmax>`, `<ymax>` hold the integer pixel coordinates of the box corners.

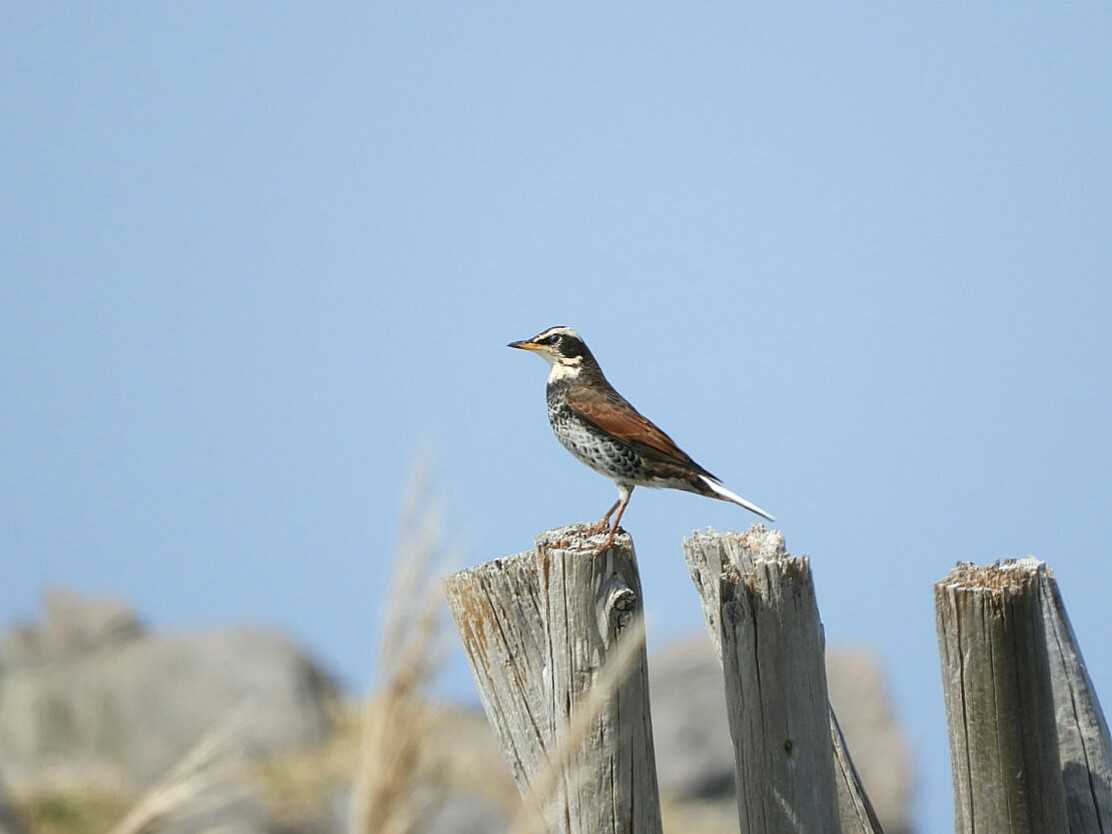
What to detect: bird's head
<box><xmin>508</xmin><ymin>326</ymin><xmax>595</xmax><ymax>380</ymax></box>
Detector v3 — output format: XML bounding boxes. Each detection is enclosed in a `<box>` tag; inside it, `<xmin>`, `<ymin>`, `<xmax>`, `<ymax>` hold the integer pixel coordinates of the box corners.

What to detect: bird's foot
<box><xmin>586</xmin><ymin>516</ymin><xmax>611</xmax><ymax>535</ymax></box>
<box><xmin>594</xmin><ymin>526</ymin><xmax>619</xmax><ymax>556</ymax></box>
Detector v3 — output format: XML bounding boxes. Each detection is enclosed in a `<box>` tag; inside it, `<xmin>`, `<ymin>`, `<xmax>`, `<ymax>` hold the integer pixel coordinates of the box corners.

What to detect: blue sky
<box><xmin>2</xmin><ymin>4</ymin><xmax>1110</xmax><ymax>831</ymax></box>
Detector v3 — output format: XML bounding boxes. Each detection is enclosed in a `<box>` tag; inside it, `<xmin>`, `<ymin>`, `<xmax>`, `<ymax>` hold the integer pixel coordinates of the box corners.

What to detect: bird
<box><xmin>508</xmin><ymin>325</ymin><xmax>774</xmax><ymax>552</ymax></box>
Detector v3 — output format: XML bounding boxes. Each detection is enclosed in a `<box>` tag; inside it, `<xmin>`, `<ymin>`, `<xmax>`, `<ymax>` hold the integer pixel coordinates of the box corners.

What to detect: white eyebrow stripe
<box><xmin>534</xmin><ymin>325</ymin><xmax>579</xmax><ymax>340</ymax></box>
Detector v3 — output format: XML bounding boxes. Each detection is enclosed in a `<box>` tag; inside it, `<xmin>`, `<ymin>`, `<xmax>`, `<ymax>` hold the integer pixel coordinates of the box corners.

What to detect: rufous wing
<box><xmin>565</xmin><ymin>385</ymin><xmax>701</xmax><ymax>469</ymax></box>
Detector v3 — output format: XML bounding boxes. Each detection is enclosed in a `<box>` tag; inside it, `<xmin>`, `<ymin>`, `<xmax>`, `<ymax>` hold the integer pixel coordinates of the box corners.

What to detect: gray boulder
<box><xmin>325</xmin><ymin>786</ymin><xmax>506</xmax><ymax>834</ymax></box>
<box><xmin>825</xmin><ymin>648</ymin><xmax>915</xmax><ymax>834</ymax></box>
<box><xmin>423</xmin><ymin>794</ymin><xmax>505</xmax><ymax>834</ymax></box>
<box><xmin>648</xmin><ymin>638</ymin><xmax>735</xmax><ymax>800</ymax></box>
<box><xmin>156</xmin><ymin>793</ymin><xmax>274</xmax><ymax>834</ymax></box>
<box><xmin>0</xmin><ymin>587</ymin><xmax>144</xmax><ymax>672</ymax></box>
<box><xmin>0</xmin><ymin>591</ymin><xmax>336</xmax><ymax>794</ymax></box>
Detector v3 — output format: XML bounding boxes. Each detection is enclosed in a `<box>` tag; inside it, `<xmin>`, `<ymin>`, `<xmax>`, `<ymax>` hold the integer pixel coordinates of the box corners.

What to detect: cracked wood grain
<box><xmin>684</xmin><ymin>527</ymin><xmax>851</xmax><ymax>834</ymax></box>
<box><xmin>934</xmin><ymin>560</ymin><xmax>1068</xmax><ymax>834</ymax></box>
<box><xmin>444</xmin><ymin>524</ymin><xmax>662</xmax><ymax>834</ymax></box>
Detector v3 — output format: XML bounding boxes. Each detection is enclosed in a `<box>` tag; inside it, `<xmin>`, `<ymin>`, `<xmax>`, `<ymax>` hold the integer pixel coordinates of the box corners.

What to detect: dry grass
<box><xmin>17</xmin><ymin>791</ymin><xmax>130</xmax><ymax>834</ymax></box>
<box><xmin>105</xmin><ymin>707</ymin><xmax>251</xmax><ymax>834</ymax></box>
<box><xmin>348</xmin><ymin>463</ymin><xmax>450</xmax><ymax>834</ymax></box>
<box><xmin>249</xmin><ymin>700</ymin><xmax>362</xmax><ymax>825</ymax></box>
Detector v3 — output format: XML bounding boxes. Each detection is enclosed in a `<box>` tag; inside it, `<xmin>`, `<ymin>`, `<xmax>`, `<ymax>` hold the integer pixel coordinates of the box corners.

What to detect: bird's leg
<box><xmin>588</xmin><ymin>498</ymin><xmax>621</xmax><ymax>534</ymax></box>
<box><xmin>597</xmin><ymin>486</ymin><xmax>633</xmax><ymax>554</ymax></box>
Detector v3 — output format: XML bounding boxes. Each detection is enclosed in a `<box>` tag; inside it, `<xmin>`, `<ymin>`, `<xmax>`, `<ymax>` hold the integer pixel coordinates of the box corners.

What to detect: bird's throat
<box><xmin>547</xmin><ymin>360</ymin><xmax>583</xmax><ymax>383</ymax></box>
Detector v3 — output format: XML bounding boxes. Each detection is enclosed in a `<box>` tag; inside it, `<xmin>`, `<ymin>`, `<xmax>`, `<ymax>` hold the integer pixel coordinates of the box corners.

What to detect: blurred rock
<box><xmin>423</xmin><ymin>794</ymin><xmax>505</xmax><ymax>834</ymax></box>
<box><xmin>648</xmin><ymin>639</ymin><xmax>734</xmax><ymax>800</ymax></box>
<box><xmin>157</xmin><ymin>793</ymin><xmax>273</xmax><ymax>834</ymax></box>
<box><xmin>324</xmin><ymin>784</ymin><xmax>505</xmax><ymax>834</ymax></box>
<box><xmin>0</xmin><ymin>589</ymin><xmax>144</xmax><ymax>672</ymax></box>
<box><xmin>648</xmin><ymin>636</ymin><xmax>914</xmax><ymax>834</ymax></box>
<box><xmin>0</xmin><ymin>591</ymin><xmax>337</xmax><ymax>795</ymax></box>
<box><xmin>826</xmin><ymin>647</ymin><xmax>915</xmax><ymax>834</ymax></box>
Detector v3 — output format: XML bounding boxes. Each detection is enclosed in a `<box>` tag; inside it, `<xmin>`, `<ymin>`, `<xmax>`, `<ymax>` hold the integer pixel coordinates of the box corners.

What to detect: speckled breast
<box><xmin>546</xmin><ymin>387</ymin><xmax>644</xmax><ymax>483</ymax></box>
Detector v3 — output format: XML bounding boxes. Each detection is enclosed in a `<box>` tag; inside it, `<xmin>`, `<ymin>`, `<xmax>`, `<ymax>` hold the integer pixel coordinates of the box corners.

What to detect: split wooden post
<box><xmin>1034</xmin><ymin>561</ymin><xmax>1112</xmax><ymax>831</ymax></box>
<box><xmin>443</xmin><ymin>524</ymin><xmax>663</xmax><ymax>834</ymax></box>
<box><xmin>934</xmin><ymin>561</ymin><xmax>1068</xmax><ymax>834</ymax></box>
<box><xmin>684</xmin><ymin>527</ymin><xmax>868</xmax><ymax>834</ymax></box>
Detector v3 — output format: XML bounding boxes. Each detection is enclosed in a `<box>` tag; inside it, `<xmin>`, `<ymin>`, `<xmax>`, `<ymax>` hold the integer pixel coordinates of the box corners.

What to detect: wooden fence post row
<box><xmin>446</xmin><ymin>526</ymin><xmax>1110</xmax><ymax>834</ymax></box>
<box><xmin>934</xmin><ymin>559</ymin><xmax>1112</xmax><ymax>834</ymax></box>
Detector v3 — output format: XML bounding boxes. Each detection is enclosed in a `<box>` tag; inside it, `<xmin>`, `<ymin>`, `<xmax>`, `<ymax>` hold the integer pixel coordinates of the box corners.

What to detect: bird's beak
<box><xmin>507</xmin><ymin>339</ymin><xmax>541</xmax><ymax>351</ymax></box>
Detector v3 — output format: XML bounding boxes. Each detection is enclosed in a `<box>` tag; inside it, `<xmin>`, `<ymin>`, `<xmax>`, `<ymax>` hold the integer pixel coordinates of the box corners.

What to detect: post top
<box><xmin>684</xmin><ymin>524</ymin><xmax>787</xmax><ymax>562</ymax></box>
<box><xmin>535</xmin><ymin>523</ymin><xmax>633</xmax><ymax>553</ymax></box>
<box><xmin>937</xmin><ymin>557</ymin><xmax>1049</xmax><ymax>594</ymax></box>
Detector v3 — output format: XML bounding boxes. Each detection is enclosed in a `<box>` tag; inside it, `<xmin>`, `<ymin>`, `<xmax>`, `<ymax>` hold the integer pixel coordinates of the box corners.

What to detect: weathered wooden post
<box><xmin>444</xmin><ymin>524</ymin><xmax>662</xmax><ymax>834</ymax></box>
<box><xmin>1033</xmin><ymin>560</ymin><xmax>1112</xmax><ymax>832</ymax></box>
<box><xmin>685</xmin><ymin>527</ymin><xmax>877</xmax><ymax>834</ymax></box>
<box><xmin>934</xmin><ymin>560</ymin><xmax>1068</xmax><ymax>834</ymax></box>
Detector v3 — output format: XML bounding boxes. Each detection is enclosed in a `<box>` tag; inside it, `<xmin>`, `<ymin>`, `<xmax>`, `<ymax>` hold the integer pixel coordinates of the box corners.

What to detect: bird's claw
<box><xmin>593</xmin><ymin>527</ymin><xmax>619</xmax><ymax>556</ymax></box>
<box><xmin>586</xmin><ymin>517</ymin><xmax>611</xmax><ymax>535</ymax></box>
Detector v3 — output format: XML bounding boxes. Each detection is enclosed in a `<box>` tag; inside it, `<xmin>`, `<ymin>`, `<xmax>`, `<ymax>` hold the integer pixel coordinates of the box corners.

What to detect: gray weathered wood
<box><xmin>684</xmin><ymin>527</ymin><xmax>883</xmax><ymax>834</ymax></box>
<box><xmin>685</xmin><ymin>528</ymin><xmax>847</xmax><ymax>834</ymax></box>
<box><xmin>722</xmin><ymin>555</ymin><xmax>842</xmax><ymax>834</ymax></box>
<box><xmin>1033</xmin><ymin>559</ymin><xmax>1112</xmax><ymax>832</ymax></box>
<box><xmin>934</xmin><ymin>560</ymin><xmax>1068</xmax><ymax>834</ymax></box>
<box><xmin>444</xmin><ymin>524</ymin><xmax>662</xmax><ymax>834</ymax></box>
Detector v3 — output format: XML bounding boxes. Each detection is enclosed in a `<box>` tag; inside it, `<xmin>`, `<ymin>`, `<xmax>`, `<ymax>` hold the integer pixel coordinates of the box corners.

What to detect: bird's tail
<box><xmin>697</xmin><ymin>475</ymin><xmax>776</xmax><ymax>522</ymax></box>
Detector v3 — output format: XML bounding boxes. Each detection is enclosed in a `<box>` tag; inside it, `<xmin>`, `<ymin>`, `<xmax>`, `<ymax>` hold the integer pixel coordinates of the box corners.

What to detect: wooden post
<box><xmin>1034</xmin><ymin>560</ymin><xmax>1112</xmax><ymax>831</ymax></box>
<box><xmin>444</xmin><ymin>524</ymin><xmax>663</xmax><ymax>834</ymax></box>
<box><xmin>934</xmin><ymin>561</ymin><xmax>1068</xmax><ymax>834</ymax></box>
<box><xmin>685</xmin><ymin>527</ymin><xmax>859</xmax><ymax>834</ymax></box>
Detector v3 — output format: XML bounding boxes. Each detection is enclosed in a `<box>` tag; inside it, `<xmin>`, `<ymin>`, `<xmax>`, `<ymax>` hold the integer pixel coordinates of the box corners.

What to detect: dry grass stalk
<box><xmin>349</xmin><ymin>464</ymin><xmax>448</xmax><ymax>834</ymax></box>
<box><xmin>505</xmin><ymin>618</ymin><xmax>647</xmax><ymax>834</ymax></box>
<box><xmin>106</xmin><ymin>708</ymin><xmax>251</xmax><ymax>834</ymax></box>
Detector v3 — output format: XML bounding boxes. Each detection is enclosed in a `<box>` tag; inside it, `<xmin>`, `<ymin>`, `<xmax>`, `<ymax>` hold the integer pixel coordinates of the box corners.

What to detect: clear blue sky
<box><xmin>2</xmin><ymin>4</ymin><xmax>1110</xmax><ymax>832</ymax></box>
